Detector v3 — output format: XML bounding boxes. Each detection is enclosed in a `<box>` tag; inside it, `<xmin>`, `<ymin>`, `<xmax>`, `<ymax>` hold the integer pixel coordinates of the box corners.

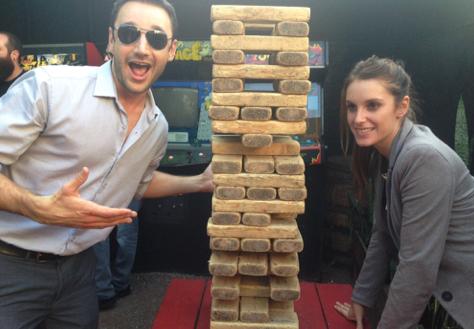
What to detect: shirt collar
<box><xmin>93</xmin><ymin>61</ymin><xmax>160</xmax><ymax>120</ymax></box>
<box><xmin>94</xmin><ymin>61</ymin><xmax>116</xmax><ymax>98</ymax></box>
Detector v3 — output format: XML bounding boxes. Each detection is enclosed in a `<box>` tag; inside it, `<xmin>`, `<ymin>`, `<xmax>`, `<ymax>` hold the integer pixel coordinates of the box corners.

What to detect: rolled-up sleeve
<box><xmin>0</xmin><ymin>70</ymin><xmax>49</xmax><ymax>166</ymax></box>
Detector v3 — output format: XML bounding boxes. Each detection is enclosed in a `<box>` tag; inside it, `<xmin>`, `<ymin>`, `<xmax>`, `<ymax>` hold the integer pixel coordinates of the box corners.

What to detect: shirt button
<box><xmin>441</xmin><ymin>291</ymin><xmax>453</xmax><ymax>302</ymax></box>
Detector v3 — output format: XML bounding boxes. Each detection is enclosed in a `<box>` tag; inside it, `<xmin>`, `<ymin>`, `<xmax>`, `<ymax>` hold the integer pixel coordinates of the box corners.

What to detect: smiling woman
<box><xmin>336</xmin><ymin>56</ymin><xmax>474</xmax><ymax>329</ymax></box>
<box><xmin>340</xmin><ymin>56</ymin><xmax>419</xmax><ymax>196</ymax></box>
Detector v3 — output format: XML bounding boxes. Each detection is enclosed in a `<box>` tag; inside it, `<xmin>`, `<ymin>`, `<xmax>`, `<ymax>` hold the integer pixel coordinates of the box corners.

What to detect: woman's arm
<box><xmin>378</xmin><ymin>145</ymin><xmax>453</xmax><ymax>328</ymax></box>
<box><xmin>351</xmin><ymin>170</ymin><xmax>396</xmax><ymax>309</ymax></box>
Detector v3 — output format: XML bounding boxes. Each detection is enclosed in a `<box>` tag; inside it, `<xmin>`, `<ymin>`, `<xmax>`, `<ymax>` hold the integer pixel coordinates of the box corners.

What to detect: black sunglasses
<box><xmin>114</xmin><ymin>24</ymin><xmax>172</xmax><ymax>50</ymax></box>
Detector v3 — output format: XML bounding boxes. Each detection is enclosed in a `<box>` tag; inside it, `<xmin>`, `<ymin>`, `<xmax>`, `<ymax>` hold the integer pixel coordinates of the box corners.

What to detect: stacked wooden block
<box><xmin>208</xmin><ymin>5</ymin><xmax>310</xmax><ymax>329</ymax></box>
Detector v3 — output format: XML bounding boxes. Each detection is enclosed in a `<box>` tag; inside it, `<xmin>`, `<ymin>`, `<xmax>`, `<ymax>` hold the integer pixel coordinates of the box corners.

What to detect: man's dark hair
<box><xmin>110</xmin><ymin>0</ymin><xmax>178</xmax><ymax>39</ymax></box>
<box><xmin>0</xmin><ymin>31</ymin><xmax>23</xmax><ymax>63</ymax></box>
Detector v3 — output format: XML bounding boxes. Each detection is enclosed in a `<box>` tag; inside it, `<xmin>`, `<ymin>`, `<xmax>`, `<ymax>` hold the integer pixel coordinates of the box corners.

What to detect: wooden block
<box><xmin>211</xmin><ymin>35</ymin><xmax>308</xmax><ymax>53</ymax></box>
<box><xmin>274</xmin><ymin>156</ymin><xmax>305</xmax><ymax>175</ymax></box>
<box><xmin>208</xmin><ymin>218</ymin><xmax>298</xmax><ymax>239</ymax></box>
<box><xmin>242</xmin><ymin>134</ymin><xmax>273</xmax><ymax>148</ymax></box>
<box><xmin>269</xmin><ymin>300</ymin><xmax>294</xmax><ymax>312</ymax></box>
<box><xmin>241</xmin><ymin>238</ymin><xmax>271</xmax><ymax>252</ymax></box>
<box><xmin>240</xmin><ymin>276</ymin><xmax>270</xmax><ymax>298</ymax></box>
<box><xmin>213</xmin><ymin>92</ymin><xmax>307</xmax><ymax>108</ymax></box>
<box><xmin>210</xmin><ymin>237</ymin><xmax>241</xmax><ymax>251</ymax></box>
<box><xmin>213</xmin><ymin>120</ymin><xmax>306</xmax><ymax>135</ymax></box>
<box><xmin>270</xmin><ymin>276</ymin><xmax>300</xmax><ymax>302</ymax></box>
<box><xmin>213</xmin><ymin>64</ymin><xmax>309</xmax><ymax>80</ymax></box>
<box><xmin>240</xmin><ymin>107</ymin><xmax>272</xmax><ymax>121</ymax></box>
<box><xmin>213</xmin><ymin>78</ymin><xmax>244</xmax><ymax>93</ymax></box>
<box><xmin>210</xmin><ymin>319</ymin><xmax>297</xmax><ymax>329</ymax></box>
<box><xmin>213</xmin><ymin>173</ymin><xmax>305</xmax><ymax>188</ymax></box>
<box><xmin>270</xmin><ymin>253</ymin><xmax>299</xmax><ymax>277</ymax></box>
<box><xmin>209</xmin><ymin>106</ymin><xmax>240</xmax><ymax>121</ymax></box>
<box><xmin>242</xmin><ymin>213</ymin><xmax>271</xmax><ymax>227</ymax></box>
<box><xmin>240</xmin><ymin>297</ymin><xmax>270</xmax><ymax>323</ymax></box>
<box><xmin>277</xmin><ymin>80</ymin><xmax>311</xmax><ymax>95</ymax></box>
<box><xmin>275</xmin><ymin>52</ymin><xmax>308</xmax><ymax>66</ymax></box>
<box><xmin>213</xmin><ymin>197</ymin><xmax>305</xmax><ymax>214</ymax></box>
<box><xmin>271</xmin><ymin>213</ymin><xmax>297</xmax><ymax>221</ymax></box>
<box><xmin>212</xmin><ymin>276</ymin><xmax>241</xmax><ymax>300</ymax></box>
<box><xmin>211</xmin><ymin>298</ymin><xmax>239</xmax><ymax>321</ymax></box>
<box><xmin>212</xmin><ymin>212</ymin><xmax>241</xmax><ymax>225</ymax></box>
<box><xmin>215</xmin><ymin>186</ymin><xmax>246</xmax><ymax>200</ymax></box>
<box><xmin>272</xmin><ymin>231</ymin><xmax>304</xmax><ymax>253</ymax></box>
<box><xmin>211</xmin><ymin>308</ymin><xmax>298</xmax><ymax>329</ymax></box>
<box><xmin>209</xmin><ymin>251</ymin><xmax>239</xmax><ymax>277</ymax></box>
<box><xmin>212</xmin><ymin>135</ymin><xmax>300</xmax><ymax>156</ymax></box>
<box><xmin>278</xmin><ymin>187</ymin><xmax>307</xmax><ymax>201</ymax></box>
<box><xmin>244</xmin><ymin>155</ymin><xmax>274</xmax><ymax>174</ymax></box>
<box><xmin>275</xmin><ymin>107</ymin><xmax>307</xmax><ymax>122</ymax></box>
<box><xmin>213</xmin><ymin>50</ymin><xmax>245</xmax><ymax>64</ymax></box>
<box><xmin>275</xmin><ymin>21</ymin><xmax>309</xmax><ymax>37</ymax></box>
<box><xmin>247</xmin><ymin>187</ymin><xmax>277</xmax><ymax>200</ymax></box>
<box><xmin>212</xmin><ymin>154</ymin><xmax>243</xmax><ymax>174</ymax></box>
<box><xmin>238</xmin><ymin>253</ymin><xmax>268</xmax><ymax>276</ymax></box>
<box><xmin>213</xmin><ymin>20</ymin><xmax>245</xmax><ymax>35</ymax></box>
<box><xmin>211</xmin><ymin>6</ymin><xmax>311</xmax><ymax>23</ymax></box>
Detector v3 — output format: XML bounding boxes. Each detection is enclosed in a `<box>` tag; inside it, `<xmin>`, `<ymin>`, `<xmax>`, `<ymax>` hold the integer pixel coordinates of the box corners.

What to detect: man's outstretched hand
<box><xmin>29</xmin><ymin>167</ymin><xmax>136</xmax><ymax>229</ymax></box>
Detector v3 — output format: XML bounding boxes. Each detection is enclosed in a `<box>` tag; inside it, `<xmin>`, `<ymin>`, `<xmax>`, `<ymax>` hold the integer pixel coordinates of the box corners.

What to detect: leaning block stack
<box><xmin>208</xmin><ymin>5</ymin><xmax>310</xmax><ymax>329</ymax></box>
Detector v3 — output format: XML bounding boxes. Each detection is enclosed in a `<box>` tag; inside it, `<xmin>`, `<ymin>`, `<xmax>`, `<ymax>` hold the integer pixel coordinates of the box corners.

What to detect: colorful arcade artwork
<box><xmin>21</xmin><ymin>53</ymin><xmax>81</xmax><ymax>71</ymax></box>
<box><xmin>174</xmin><ymin>41</ymin><xmax>212</xmax><ymax>61</ymax></box>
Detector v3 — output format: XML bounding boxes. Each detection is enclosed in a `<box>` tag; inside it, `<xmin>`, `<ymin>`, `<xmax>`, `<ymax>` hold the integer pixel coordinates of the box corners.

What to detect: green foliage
<box><xmin>455</xmin><ymin>98</ymin><xmax>470</xmax><ymax>167</ymax></box>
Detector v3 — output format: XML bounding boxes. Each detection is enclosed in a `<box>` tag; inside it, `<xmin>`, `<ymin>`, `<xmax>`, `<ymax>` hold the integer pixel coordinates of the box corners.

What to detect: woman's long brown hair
<box><xmin>340</xmin><ymin>56</ymin><xmax>419</xmax><ymax>200</ymax></box>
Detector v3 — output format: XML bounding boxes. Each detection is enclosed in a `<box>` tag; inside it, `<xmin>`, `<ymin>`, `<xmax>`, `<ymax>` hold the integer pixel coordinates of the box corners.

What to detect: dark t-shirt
<box><xmin>0</xmin><ymin>71</ymin><xmax>24</xmax><ymax>97</ymax></box>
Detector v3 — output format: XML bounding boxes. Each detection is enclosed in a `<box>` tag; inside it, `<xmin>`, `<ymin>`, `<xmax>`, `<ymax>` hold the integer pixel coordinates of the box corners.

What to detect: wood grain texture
<box><xmin>211</xmin><ymin>5</ymin><xmax>310</xmax><ymax>22</ymax></box>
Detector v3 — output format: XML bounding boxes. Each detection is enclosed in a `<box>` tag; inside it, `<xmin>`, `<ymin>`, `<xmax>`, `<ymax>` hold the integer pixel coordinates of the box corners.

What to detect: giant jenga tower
<box><xmin>208</xmin><ymin>5</ymin><xmax>310</xmax><ymax>329</ymax></box>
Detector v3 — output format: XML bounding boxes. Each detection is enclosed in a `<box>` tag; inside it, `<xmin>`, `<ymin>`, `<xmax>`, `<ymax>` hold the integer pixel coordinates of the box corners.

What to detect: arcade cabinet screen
<box><xmin>152</xmin><ymin>87</ymin><xmax>199</xmax><ymax>128</ymax></box>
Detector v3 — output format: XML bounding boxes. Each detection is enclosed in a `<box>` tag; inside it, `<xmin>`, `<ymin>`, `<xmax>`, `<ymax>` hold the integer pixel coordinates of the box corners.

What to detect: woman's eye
<box><xmin>346</xmin><ymin>104</ymin><xmax>356</xmax><ymax>112</ymax></box>
<box><xmin>367</xmin><ymin>102</ymin><xmax>380</xmax><ymax>111</ymax></box>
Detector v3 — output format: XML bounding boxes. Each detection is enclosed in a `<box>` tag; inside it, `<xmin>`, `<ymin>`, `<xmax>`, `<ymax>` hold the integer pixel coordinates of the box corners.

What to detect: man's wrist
<box><xmin>21</xmin><ymin>193</ymin><xmax>49</xmax><ymax>223</ymax></box>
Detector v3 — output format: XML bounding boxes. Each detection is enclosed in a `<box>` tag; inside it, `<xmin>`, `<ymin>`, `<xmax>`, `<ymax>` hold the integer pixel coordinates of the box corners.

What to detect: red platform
<box><xmin>152</xmin><ymin>279</ymin><xmax>367</xmax><ymax>329</ymax></box>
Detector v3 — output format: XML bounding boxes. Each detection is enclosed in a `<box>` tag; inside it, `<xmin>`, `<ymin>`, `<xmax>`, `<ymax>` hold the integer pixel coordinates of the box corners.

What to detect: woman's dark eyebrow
<box><xmin>365</xmin><ymin>98</ymin><xmax>384</xmax><ymax>103</ymax></box>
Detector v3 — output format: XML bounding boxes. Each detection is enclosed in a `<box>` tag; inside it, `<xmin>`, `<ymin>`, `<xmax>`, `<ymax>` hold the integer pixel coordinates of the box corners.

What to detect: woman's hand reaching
<box><xmin>334</xmin><ymin>301</ymin><xmax>365</xmax><ymax>329</ymax></box>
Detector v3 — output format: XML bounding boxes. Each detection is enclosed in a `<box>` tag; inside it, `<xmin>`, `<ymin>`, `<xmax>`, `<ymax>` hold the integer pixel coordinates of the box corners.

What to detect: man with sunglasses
<box><xmin>0</xmin><ymin>1</ymin><xmax>212</xmax><ymax>328</ymax></box>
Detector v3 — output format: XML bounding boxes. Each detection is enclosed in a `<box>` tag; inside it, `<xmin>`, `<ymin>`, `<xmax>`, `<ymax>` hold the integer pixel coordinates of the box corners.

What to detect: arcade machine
<box><xmin>20</xmin><ymin>42</ymin><xmax>103</xmax><ymax>70</ymax></box>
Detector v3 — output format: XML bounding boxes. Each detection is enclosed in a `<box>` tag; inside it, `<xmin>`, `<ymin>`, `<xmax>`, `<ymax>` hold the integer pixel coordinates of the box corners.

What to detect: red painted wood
<box><xmin>316</xmin><ymin>283</ymin><xmax>370</xmax><ymax>329</ymax></box>
<box><xmin>151</xmin><ymin>278</ymin><xmax>207</xmax><ymax>329</ymax></box>
<box><xmin>195</xmin><ymin>280</ymin><xmax>211</xmax><ymax>329</ymax></box>
<box><xmin>295</xmin><ymin>281</ymin><xmax>328</xmax><ymax>329</ymax></box>
<box><xmin>152</xmin><ymin>279</ymin><xmax>369</xmax><ymax>329</ymax></box>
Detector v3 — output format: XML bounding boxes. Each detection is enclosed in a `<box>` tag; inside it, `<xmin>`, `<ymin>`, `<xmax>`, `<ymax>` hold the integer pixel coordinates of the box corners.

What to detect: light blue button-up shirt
<box><xmin>0</xmin><ymin>62</ymin><xmax>168</xmax><ymax>255</ymax></box>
